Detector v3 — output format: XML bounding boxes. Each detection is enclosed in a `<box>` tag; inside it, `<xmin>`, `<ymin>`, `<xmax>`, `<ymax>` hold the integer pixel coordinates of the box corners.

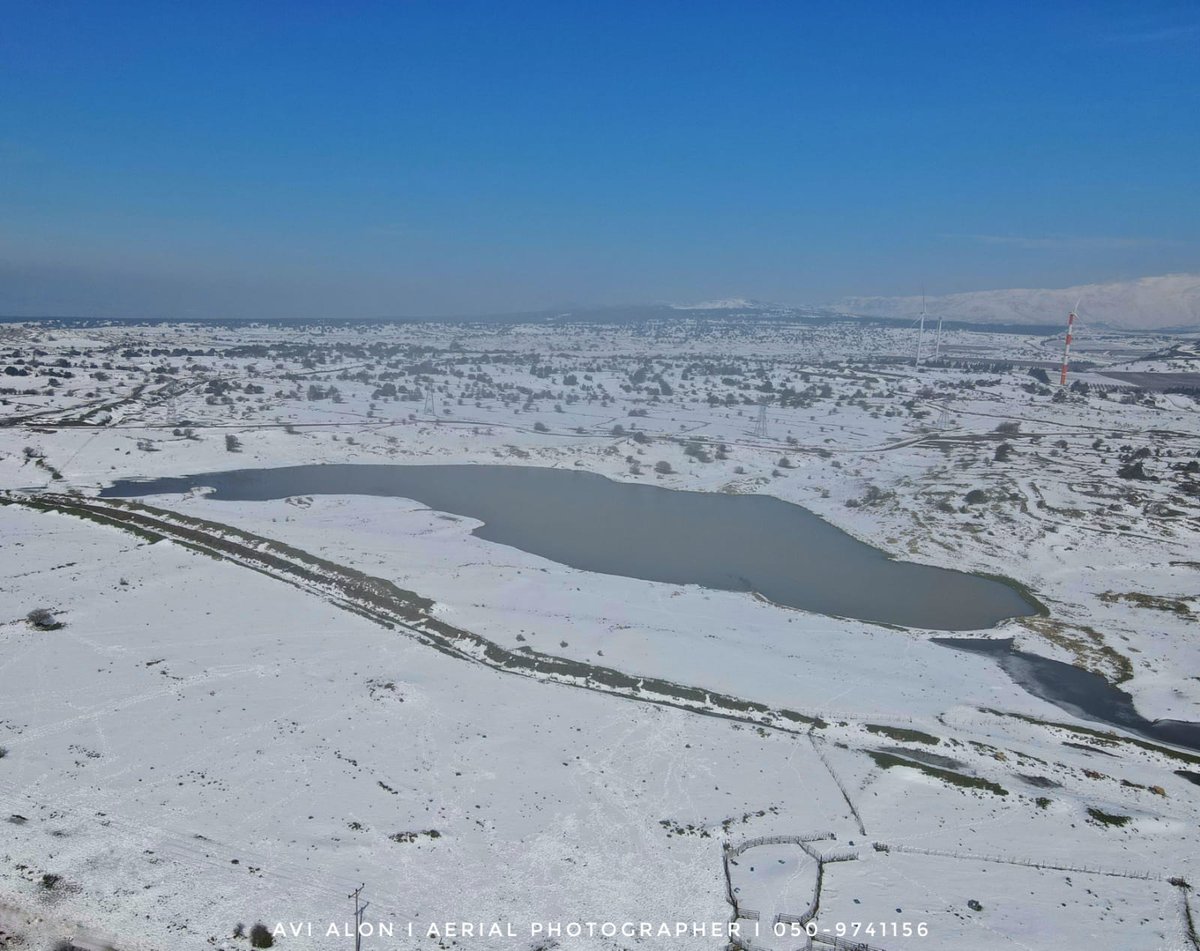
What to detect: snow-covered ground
<box><xmin>1</xmin><ymin>318</ymin><xmax>1198</xmax><ymax>950</ymax></box>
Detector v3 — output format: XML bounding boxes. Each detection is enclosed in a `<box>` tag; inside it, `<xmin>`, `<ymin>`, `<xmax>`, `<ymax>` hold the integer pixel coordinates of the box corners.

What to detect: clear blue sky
<box><xmin>2</xmin><ymin>0</ymin><xmax>1198</xmax><ymax>317</ymax></box>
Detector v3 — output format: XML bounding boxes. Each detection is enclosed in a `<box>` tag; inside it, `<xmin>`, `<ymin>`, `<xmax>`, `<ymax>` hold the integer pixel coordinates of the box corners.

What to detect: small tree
<box><xmin>225</xmin><ymin>434</ymin><xmax>242</xmax><ymax>452</ymax></box>
<box><xmin>533</xmin><ymin>421</ymin><xmax>549</xmax><ymax>432</ymax></box>
<box><xmin>654</xmin><ymin>461</ymin><xmax>673</xmax><ymax>474</ymax></box>
<box><xmin>682</xmin><ymin>440</ymin><xmax>711</xmax><ymax>462</ymax></box>
<box><xmin>249</xmin><ymin>923</ymin><xmax>275</xmax><ymax>948</ymax></box>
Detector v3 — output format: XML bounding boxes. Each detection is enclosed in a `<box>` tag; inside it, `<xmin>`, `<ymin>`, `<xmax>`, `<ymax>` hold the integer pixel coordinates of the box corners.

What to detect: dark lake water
<box><xmin>935</xmin><ymin>637</ymin><xmax>1200</xmax><ymax>753</ymax></box>
<box><xmin>100</xmin><ymin>463</ymin><xmax>1039</xmax><ymax>631</ymax></box>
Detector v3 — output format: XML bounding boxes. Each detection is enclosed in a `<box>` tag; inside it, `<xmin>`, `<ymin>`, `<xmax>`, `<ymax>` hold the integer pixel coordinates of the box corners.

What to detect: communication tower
<box><xmin>1059</xmin><ymin>303</ymin><xmax>1079</xmax><ymax>386</ymax></box>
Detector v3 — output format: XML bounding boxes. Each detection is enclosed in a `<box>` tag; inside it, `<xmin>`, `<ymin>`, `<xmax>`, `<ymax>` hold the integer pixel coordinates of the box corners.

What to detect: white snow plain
<box><xmin>1</xmin><ymin>317</ymin><xmax>1198</xmax><ymax>950</ymax></box>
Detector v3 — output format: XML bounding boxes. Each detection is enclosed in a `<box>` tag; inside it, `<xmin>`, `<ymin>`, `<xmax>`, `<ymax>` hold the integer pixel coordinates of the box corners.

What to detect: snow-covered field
<box><xmin>1</xmin><ymin>317</ymin><xmax>1198</xmax><ymax>950</ymax></box>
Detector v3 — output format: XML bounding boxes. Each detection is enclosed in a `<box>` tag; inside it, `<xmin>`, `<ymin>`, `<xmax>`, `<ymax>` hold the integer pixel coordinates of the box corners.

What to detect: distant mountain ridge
<box><xmin>668</xmin><ymin>298</ymin><xmax>770</xmax><ymax>311</ymax></box>
<box><xmin>831</xmin><ymin>273</ymin><xmax>1200</xmax><ymax>332</ymax></box>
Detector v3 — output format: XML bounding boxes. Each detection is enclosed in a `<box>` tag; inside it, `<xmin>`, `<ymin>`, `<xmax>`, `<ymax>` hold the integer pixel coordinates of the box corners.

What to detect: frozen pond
<box><xmin>936</xmin><ymin>637</ymin><xmax>1200</xmax><ymax>753</ymax></box>
<box><xmin>101</xmin><ymin>463</ymin><xmax>1040</xmax><ymax>631</ymax></box>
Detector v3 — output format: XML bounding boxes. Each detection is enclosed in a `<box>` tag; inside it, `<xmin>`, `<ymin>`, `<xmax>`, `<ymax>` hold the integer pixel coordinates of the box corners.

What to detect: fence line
<box><xmin>811</xmin><ymin>934</ymin><xmax>893</xmax><ymax>951</ymax></box>
<box><xmin>875</xmin><ymin>842</ymin><xmax>1163</xmax><ymax>882</ymax></box>
<box><xmin>727</xmin><ymin>832</ymin><xmax>833</xmax><ymax>857</ymax></box>
<box><xmin>809</xmin><ymin>735</ymin><xmax>867</xmax><ymax>835</ymax></box>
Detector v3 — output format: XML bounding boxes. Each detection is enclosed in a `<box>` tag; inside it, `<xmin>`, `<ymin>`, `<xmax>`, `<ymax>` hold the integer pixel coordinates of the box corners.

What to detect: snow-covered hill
<box><xmin>668</xmin><ymin>298</ymin><xmax>769</xmax><ymax>311</ymax></box>
<box><xmin>833</xmin><ymin>273</ymin><xmax>1200</xmax><ymax>331</ymax></box>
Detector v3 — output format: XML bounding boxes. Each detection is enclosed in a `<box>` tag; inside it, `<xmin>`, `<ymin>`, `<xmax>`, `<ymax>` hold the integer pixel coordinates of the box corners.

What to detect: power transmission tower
<box><xmin>423</xmin><ymin>389</ymin><xmax>437</xmax><ymax>417</ymax></box>
<box><xmin>936</xmin><ymin>404</ymin><xmax>951</xmax><ymax>430</ymax></box>
<box><xmin>348</xmin><ymin>884</ymin><xmax>367</xmax><ymax>951</ymax></box>
<box><xmin>754</xmin><ymin>399</ymin><xmax>770</xmax><ymax>438</ymax></box>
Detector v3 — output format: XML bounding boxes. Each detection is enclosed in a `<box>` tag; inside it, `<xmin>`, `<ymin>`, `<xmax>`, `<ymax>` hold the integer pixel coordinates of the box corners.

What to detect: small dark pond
<box><xmin>935</xmin><ymin>637</ymin><xmax>1200</xmax><ymax>754</ymax></box>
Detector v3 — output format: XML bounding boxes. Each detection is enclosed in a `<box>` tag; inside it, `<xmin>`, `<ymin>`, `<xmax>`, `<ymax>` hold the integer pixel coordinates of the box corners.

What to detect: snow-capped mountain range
<box><xmin>831</xmin><ymin>272</ymin><xmax>1200</xmax><ymax>331</ymax></box>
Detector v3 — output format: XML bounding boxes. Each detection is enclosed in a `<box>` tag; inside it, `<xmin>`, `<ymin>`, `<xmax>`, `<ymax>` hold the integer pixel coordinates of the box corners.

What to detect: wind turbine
<box><xmin>915</xmin><ymin>288</ymin><xmax>926</xmax><ymax>367</ymax></box>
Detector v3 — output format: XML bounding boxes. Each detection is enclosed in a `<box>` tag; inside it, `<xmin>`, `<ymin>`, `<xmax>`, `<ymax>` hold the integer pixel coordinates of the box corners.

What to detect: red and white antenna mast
<box><xmin>1059</xmin><ymin>300</ymin><xmax>1079</xmax><ymax>386</ymax></box>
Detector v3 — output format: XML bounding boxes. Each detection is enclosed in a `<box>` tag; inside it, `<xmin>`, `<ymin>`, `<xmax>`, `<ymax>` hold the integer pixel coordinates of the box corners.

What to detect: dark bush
<box><xmin>27</xmin><ymin>607</ymin><xmax>63</xmax><ymax>631</ymax></box>
<box><xmin>1086</xmin><ymin>807</ymin><xmax>1131</xmax><ymax>827</ymax></box>
<box><xmin>1117</xmin><ymin>461</ymin><xmax>1155</xmax><ymax>481</ymax></box>
<box><xmin>249</xmin><ymin>923</ymin><xmax>275</xmax><ymax>948</ymax></box>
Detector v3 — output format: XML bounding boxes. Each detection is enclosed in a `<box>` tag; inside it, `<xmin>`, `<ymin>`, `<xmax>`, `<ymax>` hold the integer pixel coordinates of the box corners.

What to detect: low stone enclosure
<box><xmin>723</xmin><ymin>833</ymin><xmax>862</xmax><ymax>951</ymax></box>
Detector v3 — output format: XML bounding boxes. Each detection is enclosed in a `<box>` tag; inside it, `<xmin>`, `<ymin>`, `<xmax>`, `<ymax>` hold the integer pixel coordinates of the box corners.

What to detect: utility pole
<box><xmin>348</xmin><ymin>884</ymin><xmax>367</xmax><ymax>951</ymax></box>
